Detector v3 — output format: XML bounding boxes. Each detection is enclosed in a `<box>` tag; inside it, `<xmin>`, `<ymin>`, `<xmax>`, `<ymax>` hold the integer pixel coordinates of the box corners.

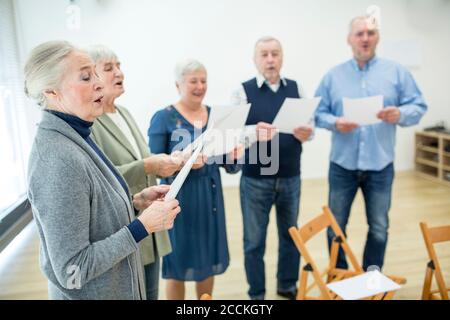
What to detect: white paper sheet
<box><xmin>239</xmin><ymin>125</ymin><xmax>257</xmax><ymax>149</ymax></box>
<box><xmin>164</xmin><ymin>139</ymin><xmax>205</xmax><ymax>201</ymax></box>
<box><xmin>208</xmin><ymin>104</ymin><xmax>243</xmax><ymax>129</ymax></box>
<box><xmin>202</xmin><ymin>104</ymin><xmax>251</xmax><ymax>157</ymax></box>
<box><xmin>183</xmin><ymin>104</ymin><xmax>251</xmax><ymax>157</ymax></box>
<box><xmin>272</xmin><ymin>97</ymin><xmax>321</xmax><ymax>134</ymax></box>
<box><xmin>326</xmin><ymin>270</ymin><xmax>402</xmax><ymax>300</ymax></box>
<box><xmin>342</xmin><ymin>95</ymin><xmax>383</xmax><ymax>126</ymax></box>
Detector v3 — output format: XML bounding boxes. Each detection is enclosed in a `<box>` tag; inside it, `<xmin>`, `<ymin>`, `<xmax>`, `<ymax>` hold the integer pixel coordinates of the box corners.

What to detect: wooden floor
<box><xmin>0</xmin><ymin>171</ymin><xmax>449</xmax><ymax>300</ymax></box>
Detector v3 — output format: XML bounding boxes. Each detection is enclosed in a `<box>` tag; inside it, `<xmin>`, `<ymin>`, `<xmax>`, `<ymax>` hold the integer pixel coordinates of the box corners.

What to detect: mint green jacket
<box><xmin>91</xmin><ymin>105</ymin><xmax>171</xmax><ymax>265</ymax></box>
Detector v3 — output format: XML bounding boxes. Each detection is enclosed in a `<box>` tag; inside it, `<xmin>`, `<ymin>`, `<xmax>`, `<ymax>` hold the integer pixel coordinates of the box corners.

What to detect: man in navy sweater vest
<box><xmin>231</xmin><ymin>36</ymin><xmax>313</xmax><ymax>300</ymax></box>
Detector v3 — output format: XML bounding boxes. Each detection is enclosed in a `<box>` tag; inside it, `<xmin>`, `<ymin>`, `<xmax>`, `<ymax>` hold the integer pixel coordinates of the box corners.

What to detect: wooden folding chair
<box><xmin>420</xmin><ymin>222</ymin><xmax>450</xmax><ymax>300</ymax></box>
<box><xmin>288</xmin><ymin>206</ymin><xmax>406</xmax><ymax>300</ymax></box>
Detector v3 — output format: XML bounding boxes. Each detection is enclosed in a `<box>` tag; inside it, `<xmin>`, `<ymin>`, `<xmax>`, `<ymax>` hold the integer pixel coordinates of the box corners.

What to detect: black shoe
<box><xmin>277</xmin><ymin>290</ymin><xmax>297</xmax><ymax>300</ymax></box>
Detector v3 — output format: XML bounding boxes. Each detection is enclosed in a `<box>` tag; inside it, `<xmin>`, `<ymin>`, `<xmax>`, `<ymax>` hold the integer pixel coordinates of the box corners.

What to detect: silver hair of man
<box><xmin>254</xmin><ymin>36</ymin><xmax>283</xmax><ymax>55</ymax></box>
<box><xmin>348</xmin><ymin>15</ymin><xmax>380</xmax><ymax>35</ymax></box>
<box><xmin>24</xmin><ymin>40</ymin><xmax>76</xmax><ymax>107</ymax></box>
<box><xmin>174</xmin><ymin>59</ymin><xmax>207</xmax><ymax>84</ymax></box>
<box><xmin>85</xmin><ymin>44</ymin><xmax>118</xmax><ymax>64</ymax></box>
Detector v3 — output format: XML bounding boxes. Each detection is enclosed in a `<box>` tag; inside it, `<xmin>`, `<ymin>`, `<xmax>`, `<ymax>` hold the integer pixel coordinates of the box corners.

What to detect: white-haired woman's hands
<box><xmin>133</xmin><ymin>185</ymin><xmax>170</xmax><ymax>211</ymax></box>
<box><xmin>144</xmin><ymin>154</ymin><xmax>184</xmax><ymax>178</ymax></box>
<box><xmin>175</xmin><ymin>149</ymin><xmax>208</xmax><ymax>170</ymax></box>
<box><xmin>137</xmin><ymin>199</ymin><xmax>181</xmax><ymax>233</ymax></box>
<box><xmin>191</xmin><ymin>153</ymin><xmax>208</xmax><ymax>169</ymax></box>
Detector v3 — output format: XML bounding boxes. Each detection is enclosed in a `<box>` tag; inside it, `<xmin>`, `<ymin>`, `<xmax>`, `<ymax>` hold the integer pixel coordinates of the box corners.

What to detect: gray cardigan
<box><xmin>27</xmin><ymin>111</ymin><xmax>146</xmax><ymax>300</ymax></box>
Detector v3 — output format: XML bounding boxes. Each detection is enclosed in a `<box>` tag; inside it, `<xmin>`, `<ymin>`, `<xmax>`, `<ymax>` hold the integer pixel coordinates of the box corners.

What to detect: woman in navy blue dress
<box><xmin>148</xmin><ymin>59</ymin><xmax>242</xmax><ymax>299</ymax></box>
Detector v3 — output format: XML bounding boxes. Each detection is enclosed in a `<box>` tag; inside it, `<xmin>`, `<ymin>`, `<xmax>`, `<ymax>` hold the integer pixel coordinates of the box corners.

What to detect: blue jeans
<box><xmin>327</xmin><ymin>162</ymin><xmax>394</xmax><ymax>271</ymax></box>
<box><xmin>240</xmin><ymin>175</ymin><xmax>301</xmax><ymax>299</ymax></box>
<box><xmin>144</xmin><ymin>256</ymin><xmax>160</xmax><ymax>300</ymax></box>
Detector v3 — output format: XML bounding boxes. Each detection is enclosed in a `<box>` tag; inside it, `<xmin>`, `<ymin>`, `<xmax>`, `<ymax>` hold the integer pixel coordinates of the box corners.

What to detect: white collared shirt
<box><xmin>106</xmin><ymin>110</ymin><xmax>142</xmax><ymax>159</ymax></box>
<box><xmin>231</xmin><ymin>74</ymin><xmax>305</xmax><ymax>106</ymax></box>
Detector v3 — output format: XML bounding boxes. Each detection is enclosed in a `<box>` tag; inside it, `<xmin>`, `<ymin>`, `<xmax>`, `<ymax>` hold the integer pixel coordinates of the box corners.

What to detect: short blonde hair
<box><xmin>174</xmin><ymin>59</ymin><xmax>206</xmax><ymax>84</ymax></box>
<box><xmin>24</xmin><ymin>40</ymin><xmax>75</xmax><ymax>107</ymax></box>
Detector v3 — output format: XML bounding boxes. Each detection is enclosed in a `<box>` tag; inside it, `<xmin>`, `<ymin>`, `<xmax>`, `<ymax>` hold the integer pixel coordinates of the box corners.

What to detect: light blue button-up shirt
<box><xmin>314</xmin><ymin>56</ymin><xmax>427</xmax><ymax>171</ymax></box>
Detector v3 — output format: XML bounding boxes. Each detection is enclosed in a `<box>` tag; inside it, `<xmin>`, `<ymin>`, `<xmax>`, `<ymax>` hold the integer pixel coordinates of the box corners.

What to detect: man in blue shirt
<box><xmin>232</xmin><ymin>36</ymin><xmax>313</xmax><ymax>300</ymax></box>
<box><xmin>314</xmin><ymin>16</ymin><xmax>427</xmax><ymax>271</ymax></box>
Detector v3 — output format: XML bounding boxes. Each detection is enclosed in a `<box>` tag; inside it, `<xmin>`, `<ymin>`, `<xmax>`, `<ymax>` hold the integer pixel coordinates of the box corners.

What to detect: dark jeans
<box><xmin>240</xmin><ymin>175</ymin><xmax>301</xmax><ymax>299</ymax></box>
<box><xmin>327</xmin><ymin>162</ymin><xmax>394</xmax><ymax>271</ymax></box>
<box><xmin>144</xmin><ymin>256</ymin><xmax>160</xmax><ymax>300</ymax></box>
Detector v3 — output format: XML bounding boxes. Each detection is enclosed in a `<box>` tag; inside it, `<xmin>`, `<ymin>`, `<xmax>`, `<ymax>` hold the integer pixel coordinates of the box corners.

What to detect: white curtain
<box><xmin>0</xmin><ymin>0</ymin><xmax>30</xmax><ymax>214</ymax></box>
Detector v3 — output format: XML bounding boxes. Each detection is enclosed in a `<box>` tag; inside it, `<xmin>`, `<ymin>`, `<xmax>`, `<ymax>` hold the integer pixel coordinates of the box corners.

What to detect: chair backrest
<box><xmin>298</xmin><ymin>209</ymin><xmax>332</xmax><ymax>243</ymax></box>
<box><xmin>289</xmin><ymin>206</ymin><xmax>364</xmax><ymax>299</ymax></box>
<box><xmin>420</xmin><ymin>222</ymin><xmax>450</xmax><ymax>299</ymax></box>
<box><xmin>296</xmin><ymin>206</ymin><xmax>362</xmax><ymax>271</ymax></box>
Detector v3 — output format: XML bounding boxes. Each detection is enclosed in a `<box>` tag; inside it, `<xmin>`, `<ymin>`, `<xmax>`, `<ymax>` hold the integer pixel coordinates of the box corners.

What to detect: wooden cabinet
<box><xmin>415</xmin><ymin>131</ymin><xmax>450</xmax><ymax>186</ymax></box>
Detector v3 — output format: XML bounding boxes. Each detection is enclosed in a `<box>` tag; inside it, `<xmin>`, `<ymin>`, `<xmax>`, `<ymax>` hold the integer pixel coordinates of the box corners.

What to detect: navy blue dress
<box><xmin>148</xmin><ymin>105</ymin><xmax>240</xmax><ymax>281</ymax></box>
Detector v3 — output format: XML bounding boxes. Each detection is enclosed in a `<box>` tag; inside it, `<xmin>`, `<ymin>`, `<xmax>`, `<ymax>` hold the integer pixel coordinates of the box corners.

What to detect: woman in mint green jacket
<box><xmin>88</xmin><ymin>45</ymin><xmax>187</xmax><ymax>300</ymax></box>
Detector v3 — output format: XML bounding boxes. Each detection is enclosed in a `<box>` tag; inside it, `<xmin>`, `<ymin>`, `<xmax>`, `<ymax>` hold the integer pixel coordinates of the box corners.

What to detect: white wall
<box><xmin>14</xmin><ymin>0</ymin><xmax>450</xmax><ymax>186</ymax></box>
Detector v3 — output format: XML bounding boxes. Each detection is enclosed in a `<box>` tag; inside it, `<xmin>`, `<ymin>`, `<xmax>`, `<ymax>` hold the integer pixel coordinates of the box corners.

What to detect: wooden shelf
<box><xmin>416</xmin><ymin>145</ymin><xmax>439</xmax><ymax>154</ymax></box>
<box><xmin>416</xmin><ymin>131</ymin><xmax>441</xmax><ymax>138</ymax></box>
<box><xmin>415</xmin><ymin>131</ymin><xmax>450</xmax><ymax>187</ymax></box>
<box><xmin>416</xmin><ymin>158</ymin><xmax>439</xmax><ymax>168</ymax></box>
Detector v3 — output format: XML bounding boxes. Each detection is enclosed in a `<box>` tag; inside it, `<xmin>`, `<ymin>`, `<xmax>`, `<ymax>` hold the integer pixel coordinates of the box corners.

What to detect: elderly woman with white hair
<box><xmin>86</xmin><ymin>45</ymin><xmax>184</xmax><ymax>300</ymax></box>
<box><xmin>25</xmin><ymin>40</ymin><xmax>181</xmax><ymax>299</ymax></box>
<box><xmin>148</xmin><ymin>59</ymin><xmax>243</xmax><ymax>299</ymax></box>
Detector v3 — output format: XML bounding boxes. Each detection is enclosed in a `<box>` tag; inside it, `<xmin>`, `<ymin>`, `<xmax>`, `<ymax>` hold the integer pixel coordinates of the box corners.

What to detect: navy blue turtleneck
<box><xmin>46</xmin><ymin>110</ymin><xmax>148</xmax><ymax>243</ymax></box>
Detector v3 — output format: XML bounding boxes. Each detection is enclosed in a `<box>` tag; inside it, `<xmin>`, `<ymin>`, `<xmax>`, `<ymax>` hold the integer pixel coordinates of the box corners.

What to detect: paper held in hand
<box><xmin>272</xmin><ymin>97</ymin><xmax>321</xmax><ymax>134</ymax></box>
<box><xmin>164</xmin><ymin>136</ymin><xmax>206</xmax><ymax>202</ymax></box>
<box><xmin>342</xmin><ymin>95</ymin><xmax>383</xmax><ymax>126</ymax></box>
<box><xmin>164</xmin><ymin>104</ymin><xmax>252</xmax><ymax>201</ymax></box>
<box><xmin>184</xmin><ymin>104</ymin><xmax>252</xmax><ymax>158</ymax></box>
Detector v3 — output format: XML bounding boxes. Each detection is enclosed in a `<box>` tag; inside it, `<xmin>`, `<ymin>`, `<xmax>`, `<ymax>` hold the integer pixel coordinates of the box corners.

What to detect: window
<box><xmin>0</xmin><ymin>0</ymin><xmax>31</xmax><ymax>217</ymax></box>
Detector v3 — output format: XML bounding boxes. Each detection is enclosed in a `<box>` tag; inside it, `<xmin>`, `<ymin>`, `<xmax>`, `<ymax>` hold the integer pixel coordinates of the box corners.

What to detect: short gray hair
<box><xmin>85</xmin><ymin>44</ymin><xmax>118</xmax><ymax>64</ymax></box>
<box><xmin>174</xmin><ymin>59</ymin><xmax>206</xmax><ymax>84</ymax></box>
<box><xmin>254</xmin><ymin>36</ymin><xmax>282</xmax><ymax>54</ymax></box>
<box><xmin>24</xmin><ymin>40</ymin><xmax>76</xmax><ymax>107</ymax></box>
<box><xmin>348</xmin><ymin>15</ymin><xmax>379</xmax><ymax>35</ymax></box>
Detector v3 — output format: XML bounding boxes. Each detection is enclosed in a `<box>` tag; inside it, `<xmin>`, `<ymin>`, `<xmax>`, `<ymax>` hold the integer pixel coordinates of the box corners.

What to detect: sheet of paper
<box><xmin>201</xmin><ymin>128</ymin><xmax>244</xmax><ymax>157</ymax></box>
<box><xmin>208</xmin><ymin>104</ymin><xmax>243</xmax><ymax>129</ymax></box>
<box><xmin>213</xmin><ymin>103</ymin><xmax>251</xmax><ymax>131</ymax></box>
<box><xmin>326</xmin><ymin>270</ymin><xmax>402</xmax><ymax>300</ymax></box>
<box><xmin>184</xmin><ymin>104</ymin><xmax>251</xmax><ymax>157</ymax></box>
<box><xmin>342</xmin><ymin>95</ymin><xmax>383</xmax><ymax>126</ymax></box>
<box><xmin>239</xmin><ymin>125</ymin><xmax>257</xmax><ymax>149</ymax></box>
<box><xmin>272</xmin><ymin>97</ymin><xmax>321</xmax><ymax>134</ymax></box>
<box><xmin>202</xmin><ymin>104</ymin><xmax>251</xmax><ymax>157</ymax></box>
<box><xmin>165</xmin><ymin>140</ymin><xmax>205</xmax><ymax>201</ymax></box>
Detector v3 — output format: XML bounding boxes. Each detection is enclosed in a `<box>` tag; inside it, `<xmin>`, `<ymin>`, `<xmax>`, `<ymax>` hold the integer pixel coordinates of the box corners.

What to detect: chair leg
<box><xmin>327</xmin><ymin>241</ymin><xmax>339</xmax><ymax>283</ymax></box>
<box><xmin>297</xmin><ymin>267</ymin><xmax>309</xmax><ymax>300</ymax></box>
<box><xmin>422</xmin><ymin>264</ymin><xmax>434</xmax><ymax>300</ymax></box>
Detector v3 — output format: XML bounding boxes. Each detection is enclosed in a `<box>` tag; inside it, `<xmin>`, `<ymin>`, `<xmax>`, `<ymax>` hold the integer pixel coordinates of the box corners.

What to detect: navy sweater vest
<box><xmin>242</xmin><ymin>77</ymin><xmax>302</xmax><ymax>178</ymax></box>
